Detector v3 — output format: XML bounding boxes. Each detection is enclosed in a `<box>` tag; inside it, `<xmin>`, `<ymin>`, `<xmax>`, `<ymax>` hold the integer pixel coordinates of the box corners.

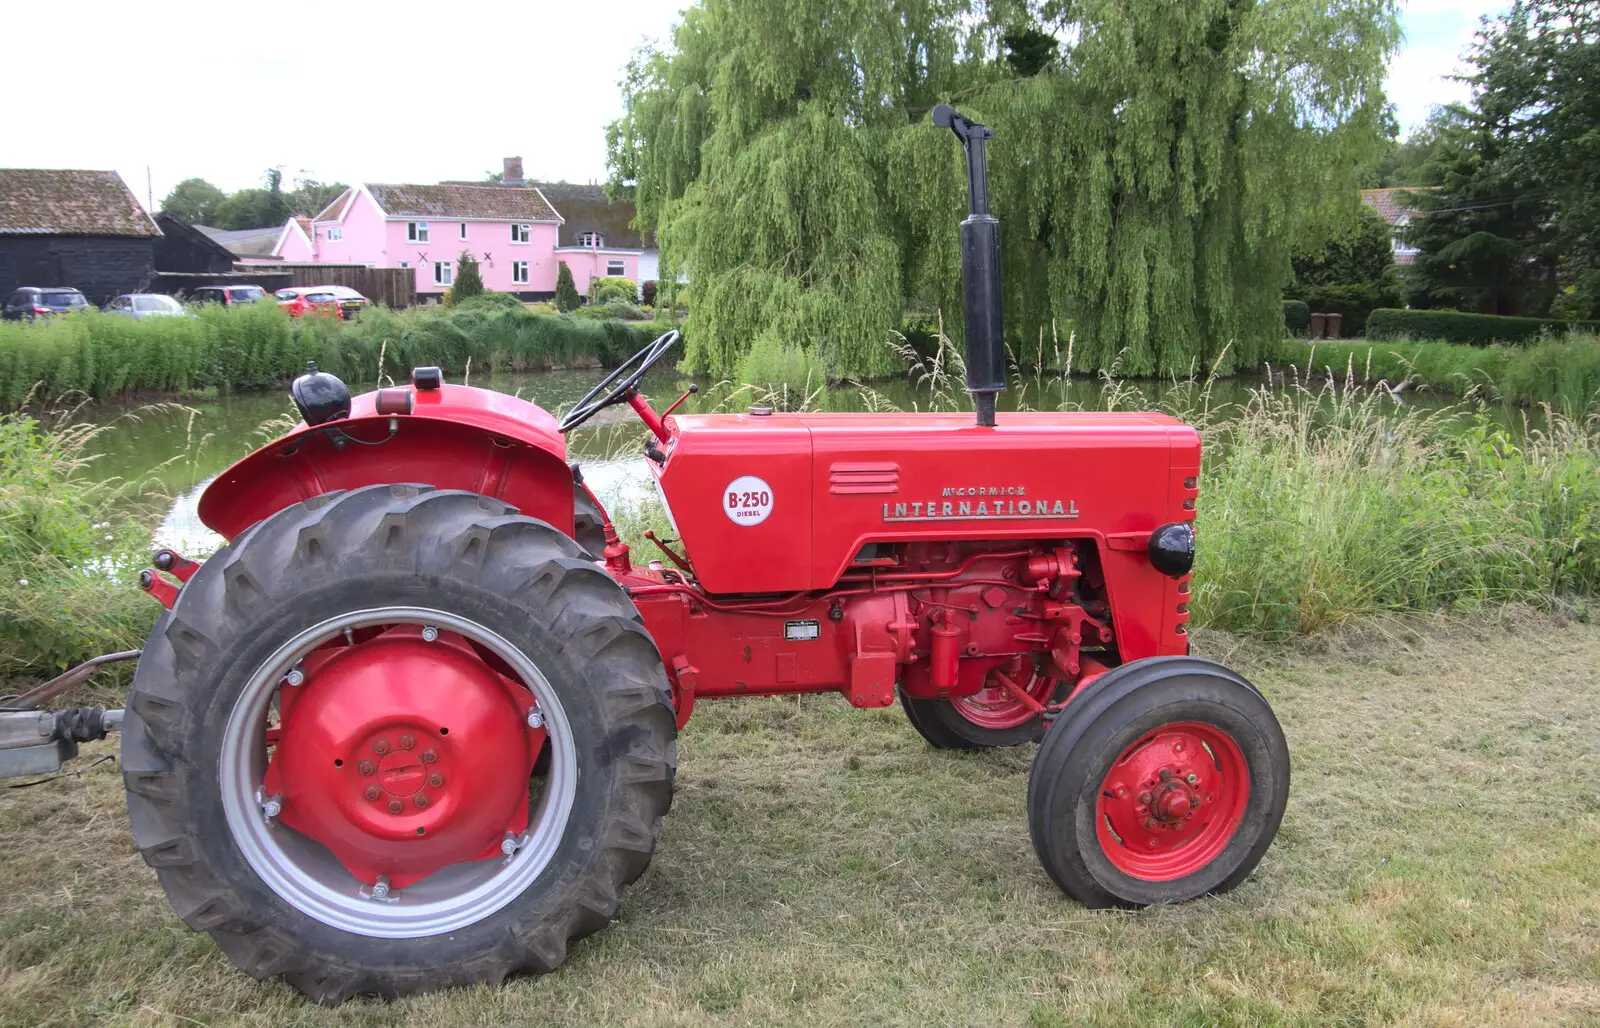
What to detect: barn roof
<box><xmin>0</xmin><ymin>169</ymin><xmax>160</xmax><ymax>237</ymax></box>
<box><xmin>534</xmin><ymin>182</ymin><xmax>645</xmax><ymax>249</ymax></box>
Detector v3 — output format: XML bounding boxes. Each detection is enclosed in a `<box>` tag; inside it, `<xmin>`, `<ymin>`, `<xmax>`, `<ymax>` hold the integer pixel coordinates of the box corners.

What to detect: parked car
<box><xmin>275</xmin><ymin>289</ymin><xmax>342</xmax><ymax>319</ymax></box>
<box><xmin>3</xmin><ymin>286</ymin><xmax>90</xmax><ymax>320</ymax></box>
<box><xmin>188</xmin><ymin>285</ymin><xmax>269</xmax><ymax>306</ymax></box>
<box><xmin>275</xmin><ymin>285</ymin><xmax>370</xmax><ymax>319</ymax></box>
<box><xmin>103</xmin><ymin>294</ymin><xmax>188</xmax><ymax>319</ymax></box>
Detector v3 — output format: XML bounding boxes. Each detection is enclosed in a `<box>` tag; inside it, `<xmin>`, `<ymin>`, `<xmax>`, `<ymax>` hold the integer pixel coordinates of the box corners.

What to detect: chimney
<box><xmin>503</xmin><ymin>157</ymin><xmax>525</xmax><ymax>186</ymax></box>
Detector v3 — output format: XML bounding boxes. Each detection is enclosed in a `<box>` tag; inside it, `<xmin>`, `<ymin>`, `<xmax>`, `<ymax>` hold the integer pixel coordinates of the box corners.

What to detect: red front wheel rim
<box><xmin>1094</xmin><ymin>721</ymin><xmax>1250</xmax><ymax>881</ymax></box>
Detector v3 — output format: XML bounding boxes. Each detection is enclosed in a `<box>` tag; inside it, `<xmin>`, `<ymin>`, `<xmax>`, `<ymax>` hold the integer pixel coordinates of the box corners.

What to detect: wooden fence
<box><xmin>236</xmin><ymin>263</ymin><xmax>417</xmax><ymax>308</ymax></box>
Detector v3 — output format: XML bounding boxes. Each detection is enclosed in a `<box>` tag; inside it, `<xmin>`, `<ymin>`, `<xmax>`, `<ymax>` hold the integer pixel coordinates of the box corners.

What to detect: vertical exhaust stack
<box><xmin>932</xmin><ymin>104</ymin><xmax>1005</xmax><ymax>427</ymax></box>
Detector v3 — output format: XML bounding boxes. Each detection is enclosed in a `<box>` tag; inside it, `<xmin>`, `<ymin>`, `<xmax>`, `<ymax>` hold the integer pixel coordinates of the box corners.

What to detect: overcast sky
<box><xmin>1</xmin><ymin>0</ymin><xmax>1507</xmax><ymax>212</ymax></box>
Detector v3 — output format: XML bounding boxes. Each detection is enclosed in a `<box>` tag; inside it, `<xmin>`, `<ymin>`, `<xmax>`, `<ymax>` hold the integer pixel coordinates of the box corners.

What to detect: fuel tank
<box><xmin>656</xmin><ymin>410</ymin><xmax>1200</xmax><ymax>595</ymax></box>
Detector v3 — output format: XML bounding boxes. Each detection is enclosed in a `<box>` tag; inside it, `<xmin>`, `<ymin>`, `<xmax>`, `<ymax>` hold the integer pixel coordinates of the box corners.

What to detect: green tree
<box><xmin>609</xmin><ymin>0</ymin><xmax>1399</xmax><ymax>378</ymax></box>
<box><xmin>1375</xmin><ymin>107</ymin><xmax>1467</xmax><ymax>188</ymax></box>
<box><xmin>452</xmin><ymin>251</ymin><xmax>485</xmax><ymax>304</ymax></box>
<box><xmin>212</xmin><ymin>167</ymin><xmax>292</xmax><ymax>230</ymax></box>
<box><xmin>159</xmin><ymin>178</ymin><xmax>226</xmax><ymax>224</ymax></box>
<box><xmin>554</xmin><ymin>262</ymin><xmax>581</xmax><ymax>312</ymax></box>
<box><xmin>1286</xmin><ymin>206</ymin><xmax>1399</xmax><ymax>334</ymax></box>
<box><xmin>285</xmin><ymin>179</ymin><xmax>349</xmax><ymax>218</ymax></box>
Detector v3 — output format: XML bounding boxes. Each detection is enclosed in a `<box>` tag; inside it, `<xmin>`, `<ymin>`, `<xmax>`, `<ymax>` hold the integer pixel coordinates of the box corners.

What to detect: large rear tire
<box><xmin>120</xmin><ymin>484</ymin><xmax>676</xmax><ymax>1002</ymax></box>
<box><xmin>1027</xmin><ymin>657</ymin><xmax>1288</xmax><ymax>908</ymax></box>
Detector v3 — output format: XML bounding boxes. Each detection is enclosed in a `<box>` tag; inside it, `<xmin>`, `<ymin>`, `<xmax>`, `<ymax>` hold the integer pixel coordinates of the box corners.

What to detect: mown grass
<box><xmin>0</xmin><ymin>304</ymin><xmax>678</xmax><ymax>409</ymax></box>
<box><xmin>1266</xmin><ymin>332</ymin><xmax>1600</xmax><ymax>410</ymax></box>
<box><xmin>2</xmin><ymin>617</ymin><xmax>1597</xmax><ymax>1025</ymax></box>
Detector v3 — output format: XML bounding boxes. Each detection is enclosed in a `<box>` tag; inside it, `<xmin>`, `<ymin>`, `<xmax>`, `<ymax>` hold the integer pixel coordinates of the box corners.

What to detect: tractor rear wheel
<box><xmin>1026</xmin><ymin>657</ymin><xmax>1288</xmax><ymax>908</ymax></box>
<box><xmin>899</xmin><ymin>672</ymin><xmax>1064</xmax><ymax>749</ymax></box>
<box><xmin>119</xmin><ymin>484</ymin><xmax>676</xmax><ymax>1002</ymax></box>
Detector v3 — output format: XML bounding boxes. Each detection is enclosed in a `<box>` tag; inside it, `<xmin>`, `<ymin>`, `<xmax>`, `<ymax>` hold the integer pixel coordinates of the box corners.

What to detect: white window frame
<box><xmin>408</xmin><ymin>221</ymin><xmax>430</xmax><ymax>243</ymax></box>
<box><xmin>325</xmin><ymin>226</ymin><xmax>343</xmax><ymax>242</ymax></box>
<box><xmin>510</xmin><ymin>223</ymin><xmax>531</xmax><ymax>244</ymax></box>
<box><xmin>606</xmin><ymin>259</ymin><xmax>626</xmax><ymax>277</ymax></box>
<box><xmin>512</xmin><ymin>260</ymin><xmax>529</xmax><ymax>285</ymax></box>
<box><xmin>578</xmin><ymin>231</ymin><xmax>603</xmax><ymax>248</ymax></box>
<box><xmin>434</xmin><ymin>260</ymin><xmax>453</xmax><ymax>286</ymax></box>
<box><xmin>460</xmin><ymin>222</ymin><xmax>469</xmax><ymax>240</ymax></box>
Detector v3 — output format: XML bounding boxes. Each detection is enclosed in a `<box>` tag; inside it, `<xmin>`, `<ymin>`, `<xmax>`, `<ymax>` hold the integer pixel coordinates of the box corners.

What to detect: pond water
<box><xmin>76</xmin><ymin>364</ymin><xmax>1475</xmax><ymax>556</ymax></box>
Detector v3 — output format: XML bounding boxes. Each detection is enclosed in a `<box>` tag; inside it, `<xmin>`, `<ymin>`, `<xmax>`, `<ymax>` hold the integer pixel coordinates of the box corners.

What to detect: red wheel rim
<box><xmin>951</xmin><ymin>673</ymin><xmax>1056</xmax><ymax>730</ymax></box>
<box><xmin>1094</xmin><ymin>722</ymin><xmax>1250</xmax><ymax>881</ymax></box>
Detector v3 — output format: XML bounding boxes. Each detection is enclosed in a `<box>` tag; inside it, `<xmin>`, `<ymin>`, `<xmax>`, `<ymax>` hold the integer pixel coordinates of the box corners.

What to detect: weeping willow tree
<box><xmin>609</xmin><ymin>0</ymin><xmax>1398</xmax><ymax>378</ymax></box>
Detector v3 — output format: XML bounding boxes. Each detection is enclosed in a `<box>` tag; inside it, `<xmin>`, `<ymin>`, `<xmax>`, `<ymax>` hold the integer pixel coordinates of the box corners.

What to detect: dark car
<box><xmin>3</xmin><ymin>286</ymin><xmax>90</xmax><ymax>320</ymax></box>
<box><xmin>188</xmin><ymin>285</ymin><xmax>269</xmax><ymax>306</ymax></box>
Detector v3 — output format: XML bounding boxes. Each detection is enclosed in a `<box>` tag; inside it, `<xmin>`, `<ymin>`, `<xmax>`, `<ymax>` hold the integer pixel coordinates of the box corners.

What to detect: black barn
<box><xmin>0</xmin><ymin>168</ymin><xmax>161</xmax><ymax>304</ymax></box>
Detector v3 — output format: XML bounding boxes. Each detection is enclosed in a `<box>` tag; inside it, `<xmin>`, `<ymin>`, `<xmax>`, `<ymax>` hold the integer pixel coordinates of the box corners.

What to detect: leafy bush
<box><xmin>1282</xmin><ymin>300</ymin><xmax>1310</xmax><ymax>335</ymax></box>
<box><xmin>592</xmin><ymin>277</ymin><xmax>636</xmax><ymax>299</ymax></box>
<box><xmin>0</xmin><ymin>304</ymin><xmax>679</xmax><ymax>406</ymax></box>
<box><xmin>595</xmin><ymin>284</ymin><xmax>632</xmax><ymax>305</ymax></box>
<box><xmin>450</xmin><ymin>251</ymin><xmax>485</xmax><ymax>305</ymax></box>
<box><xmin>554</xmin><ymin>262</ymin><xmax>581</xmax><ymax>312</ymax></box>
<box><xmin>1269</xmin><ymin>333</ymin><xmax>1600</xmax><ymax>411</ymax></box>
<box><xmin>641</xmin><ymin>280</ymin><xmax>659</xmax><ymax>306</ymax></box>
<box><xmin>457</xmin><ymin>291</ymin><xmax>525</xmax><ymax>311</ymax></box>
<box><xmin>0</xmin><ymin>415</ymin><xmax>154</xmax><ymax>671</ymax></box>
<box><xmin>734</xmin><ymin>332</ymin><xmax>825</xmax><ymax>407</ymax></box>
<box><xmin>1366</xmin><ymin>308</ymin><xmax>1600</xmax><ymax>345</ymax></box>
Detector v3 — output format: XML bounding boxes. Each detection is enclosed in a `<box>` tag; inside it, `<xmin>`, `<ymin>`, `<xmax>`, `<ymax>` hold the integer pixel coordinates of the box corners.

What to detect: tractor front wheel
<box><xmin>120</xmin><ymin>485</ymin><xmax>676</xmax><ymax>1002</ymax></box>
<box><xmin>1026</xmin><ymin>657</ymin><xmax>1289</xmax><ymax>907</ymax></box>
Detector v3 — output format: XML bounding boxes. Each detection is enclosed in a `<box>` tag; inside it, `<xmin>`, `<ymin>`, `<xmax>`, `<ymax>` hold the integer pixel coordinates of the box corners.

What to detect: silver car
<box><xmin>104</xmin><ymin>294</ymin><xmax>188</xmax><ymax>319</ymax></box>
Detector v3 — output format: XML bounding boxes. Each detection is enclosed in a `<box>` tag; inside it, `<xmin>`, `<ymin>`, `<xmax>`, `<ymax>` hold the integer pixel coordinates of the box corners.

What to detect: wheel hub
<box><xmin>262</xmin><ymin>626</ymin><xmax>543</xmax><ymax>889</ymax></box>
<box><xmin>1095</xmin><ymin>722</ymin><xmax>1250</xmax><ymax>881</ymax></box>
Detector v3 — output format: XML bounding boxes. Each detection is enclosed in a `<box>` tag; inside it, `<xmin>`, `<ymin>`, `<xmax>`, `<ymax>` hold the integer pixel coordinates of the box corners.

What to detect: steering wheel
<box><xmin>558</xmin><ymin>330</ymin><xmax>681</xmax><ymax>433</ymax></box>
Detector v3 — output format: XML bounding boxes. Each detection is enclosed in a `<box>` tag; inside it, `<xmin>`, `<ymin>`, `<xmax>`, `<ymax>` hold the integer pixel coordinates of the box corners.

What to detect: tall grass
<box><xmin>1266</xmin><ymin>332</ymin><xmax>1600</xmax><ymax>411</ymax></box>
<box><xmin>0</xmin><ymin>305</ymin><xmax>678</xmax><ymax>408</ymax></box>
<box><xmin>0</xmin><ymin>413</ymin><xmax>155</xmax><ymax>672</ymax></box>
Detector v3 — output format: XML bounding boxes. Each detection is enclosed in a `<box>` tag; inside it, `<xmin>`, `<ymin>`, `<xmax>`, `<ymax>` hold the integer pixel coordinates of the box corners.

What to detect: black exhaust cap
<box><xmin>933</xmin><ymin>104</ymin><xmax>1005</xmax><ymax>428</ymax></box>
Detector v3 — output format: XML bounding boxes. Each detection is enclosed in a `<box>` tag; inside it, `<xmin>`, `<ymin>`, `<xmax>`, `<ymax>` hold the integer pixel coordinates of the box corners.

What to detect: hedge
<box><xmin>1366</xmin><ymin>308</ymin><xmax>1600</xmax><ymax>346</ymax></box>
<box><xmin>1282</xmin><ymin>300</ymin><xmax>1310</xmax><ymax>335</ymax></box>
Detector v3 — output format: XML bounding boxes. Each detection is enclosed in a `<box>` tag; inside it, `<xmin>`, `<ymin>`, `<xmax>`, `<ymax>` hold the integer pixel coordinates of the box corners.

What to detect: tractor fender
<box><xmin>197</xmin><ymin>384</ymin><xmax>577</xmax><ymax>541</ymax></box>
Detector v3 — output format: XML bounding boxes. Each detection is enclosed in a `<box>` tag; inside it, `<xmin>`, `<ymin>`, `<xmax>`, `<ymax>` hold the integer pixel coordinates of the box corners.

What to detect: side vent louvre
<box><xmin>829</xmin><ymin>462</ymin><xmax>900</xmax><ymax>495</ymax></box>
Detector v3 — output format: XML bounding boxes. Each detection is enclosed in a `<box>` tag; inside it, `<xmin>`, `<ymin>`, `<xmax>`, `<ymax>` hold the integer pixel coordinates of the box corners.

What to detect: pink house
<box><xmin>272</xmin><ymin>159</ymin><xmax>650</xmax><ymax>301</ymax></box>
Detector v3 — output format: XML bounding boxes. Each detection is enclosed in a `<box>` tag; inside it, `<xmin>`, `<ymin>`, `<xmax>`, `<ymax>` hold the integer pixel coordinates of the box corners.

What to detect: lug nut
<box><xmin>1138</xmin><ymin>791</ymin><xmax>1152</xmax><ymax>805</ymax></box>
<box><xmin>261</xmin><ymin>795</ymin><xmax>283</xmax><ymax>819</ymax></box>
<box><xmin>364</xmin><ymin>786</ymin><xmax>381</xmax><ymax>801</ymax></box>
<box><xmin>284</xmin><ymin>666</ymin><xmax>306</xmax><ymax>687</ymax></box>
<box><xmin>1185</xmin><ymin>772</ymin><xmax>1199</xmax><ymax>785</ymax></box>
<box><xmin>527</xmin><ymin>708</ymin><xmax>544</xmax><ymax>729</ymax></box>
<box><xmin>1159</xmin><ymin>768</ymin><xmax>1173</xmax><ymax>781</ymax></box>
<box><xmin>421</xmin><ymin>748</ymin><xmax>438</xmax><ymax>763</ymax></box>
<box><xmin>370</xmin><ymin>875</ymin><xmax>391</xmax><ymax>900</ymax></box>
<box><xmin>387</xmin><ymin>799</ymin><xmax>404</xmax><ymax>814</ymax></box>
<box><xmin>373</xmin><ymin>739</ymin><xmax>390</xmax><ymax>755</ymax></box>
<box><xmin>414</xmin><ymin>793</ymin><xmax>429</xmax><ymax>808</ymax></box>
<box><xmin>427</xmin><ymin>772</ymin><xmax>444</xmax><ymax>788</ymax></box>
<box><xmin>501</xmin><ymin>833</ymin><xmax>518</xmax><ymax>856</ymax></box>
<box><xmin>1174</xmin><ymin>742</ymin><xmax>1185</xmax><ymax>754</ymax></box>
<box><xmin>422</xmin><ymin>625</ymin><xmax>440</xmax><ymax>643</ymax></box>
<box><xmin>357</xmin><ymin>759</ymin><xmax>375</xmax><ymax>776</ymax></box>
<box><xmin>399</xmin><ymin>734</ymin><xmax>416</xmax><ymax>750</ymax></box>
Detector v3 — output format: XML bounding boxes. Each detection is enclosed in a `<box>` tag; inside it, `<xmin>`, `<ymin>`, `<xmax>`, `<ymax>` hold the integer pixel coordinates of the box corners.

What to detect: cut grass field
<box><xmin>3</xmin><ymin>613</ymin><xmax>1598</xmax><ymax>1026</ymax></box>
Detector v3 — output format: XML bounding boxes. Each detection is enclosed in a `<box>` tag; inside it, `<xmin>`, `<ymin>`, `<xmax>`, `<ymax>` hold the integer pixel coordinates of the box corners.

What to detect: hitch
<box><xmin>0</xmin><ymin>706</ymin><xmax>123</xmax><ymax>779</ymax></box>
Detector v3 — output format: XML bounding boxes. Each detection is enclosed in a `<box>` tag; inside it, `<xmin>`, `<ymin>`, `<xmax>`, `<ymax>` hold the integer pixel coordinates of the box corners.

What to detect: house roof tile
<box><xmin>1360</xmin><ymin>187</ymin><xmax>1435</xmax><ymax>225</ymax></box>
<box><xmin>0</xmin><ymin>168</ymin><xmax>160</xmax><ymax>237</ymax></box>
<box><xmin>314</xmin><ymin>188</ymin><xmax>356</xmax><ymax>222</ymax></box>
<box><xmin>365</xmin><ymin>183</ymin><xmax>559</xmax><ymax>222</ymax></box>
<box><xmin>533</xmin><ymin>182</ymin><xmax>645</xmax><ymax>249</ymax></box>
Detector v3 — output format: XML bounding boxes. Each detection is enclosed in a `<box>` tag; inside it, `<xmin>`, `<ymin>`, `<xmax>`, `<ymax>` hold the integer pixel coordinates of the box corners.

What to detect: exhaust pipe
<box><xmin>932</xmin><ymin>104</ymin><xmax>1005</xmax><ymax>428</ymax></box>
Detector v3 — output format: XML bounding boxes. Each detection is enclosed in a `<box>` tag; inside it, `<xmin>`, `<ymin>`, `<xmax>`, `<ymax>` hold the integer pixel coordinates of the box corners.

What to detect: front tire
<box><xmin>120</xmin><ymin>484</ymin><xmax>676</xmax><ymax>1002</ymax></box>
<box><xmin>899</xmin><ymin>672</ymin><xmax>1063</xmax><ymax>749</ymax></box>
<box><xmin>1027</xmin><ymin>657</ymin><xmax>1289</xmax><ymax>908</ymax></box>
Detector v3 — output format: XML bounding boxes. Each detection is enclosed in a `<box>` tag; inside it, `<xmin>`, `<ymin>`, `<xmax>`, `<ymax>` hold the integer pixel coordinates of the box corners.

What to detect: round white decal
<box><xmin>723</xmin><ymin>475</ymin><xmax>775</xmax><ymax>526</ymax></box>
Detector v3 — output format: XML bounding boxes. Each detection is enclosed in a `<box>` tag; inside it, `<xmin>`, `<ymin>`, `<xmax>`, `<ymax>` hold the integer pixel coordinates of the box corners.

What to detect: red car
<box><xmin>275</xmin><ymin>286</ymin><xmax>369</xmax><ymax>319</ymax></box>
<box><xmin>275</xmin><ymin>288</ymin><xmax>342</xmax><ymax>318</ymax></box>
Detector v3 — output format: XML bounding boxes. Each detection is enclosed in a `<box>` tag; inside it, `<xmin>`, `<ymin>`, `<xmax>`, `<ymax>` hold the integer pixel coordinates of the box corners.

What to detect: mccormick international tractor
<box><xmin>0</xmin><ymin>107</ymin><xmax>1289</xmax><ymax>1002</ymax></box>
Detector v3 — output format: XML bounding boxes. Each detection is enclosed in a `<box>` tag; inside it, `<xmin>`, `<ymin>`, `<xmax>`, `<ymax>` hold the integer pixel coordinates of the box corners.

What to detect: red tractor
<box><xmin>0</xmin><ymin>108</ymin><xmax>1288</xmax><ymax>1002</ymax></box>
